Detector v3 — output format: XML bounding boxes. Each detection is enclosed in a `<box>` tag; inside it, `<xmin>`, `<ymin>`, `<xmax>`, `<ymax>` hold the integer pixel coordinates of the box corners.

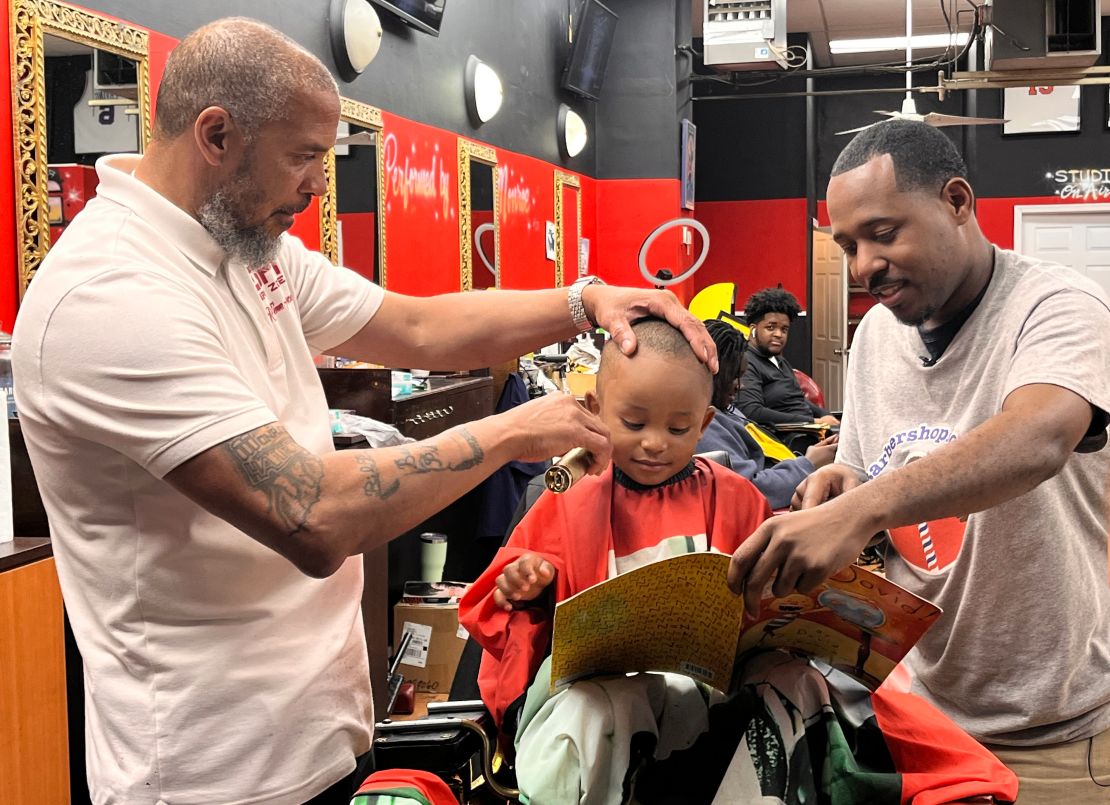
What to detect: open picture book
<box><xmin>550</xmin><ymin>552</ymin><xmax>941</xmax><ymax>693</ymax></box>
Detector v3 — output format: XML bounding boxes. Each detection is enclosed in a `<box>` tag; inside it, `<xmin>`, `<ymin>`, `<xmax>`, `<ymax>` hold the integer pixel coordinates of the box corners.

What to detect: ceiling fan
<box><xmin>835</xmin><ymin>0</ymin><xmax>1007</xmax><ymax>135</ymax></box>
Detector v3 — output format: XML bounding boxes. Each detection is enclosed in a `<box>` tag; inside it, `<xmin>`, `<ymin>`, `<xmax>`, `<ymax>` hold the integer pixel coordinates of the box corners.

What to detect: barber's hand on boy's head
<box><xmin>583</xmin><ymin>285</ymin><xmax>719</xmax><ymax>374</ymax></box>
<box><xmin>494</xmin><ymin>553</ymin><xmax>556</xmax><ymax>611</ymax></box>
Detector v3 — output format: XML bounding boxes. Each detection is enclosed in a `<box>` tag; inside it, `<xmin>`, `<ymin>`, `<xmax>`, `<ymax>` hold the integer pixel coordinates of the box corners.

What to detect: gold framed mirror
<box><xmin>11</xmin><ymin>0</ymin><xmax>152</xmax><ymax>298</ymax></box>
<box><xmin>554</xmin><ymin>171</ymin><xmax>581</xmax><ymax>287</ymax></box>
<box><xmin>320</xmin><ymin>98</ymin><xmax>386</xmax><ymax>285</ymax></box>
<box><xmin>457</xmin><ymin>139</ymin><xmax>499</xmax><ymax>292</ymax></box>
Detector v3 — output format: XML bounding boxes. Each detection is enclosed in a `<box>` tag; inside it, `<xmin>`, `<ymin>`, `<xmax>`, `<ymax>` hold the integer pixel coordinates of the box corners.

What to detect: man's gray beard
<box><xmin>197</xmin><ymin>189</ymin><xmax>281</xmax><ymax>268</ymax></box>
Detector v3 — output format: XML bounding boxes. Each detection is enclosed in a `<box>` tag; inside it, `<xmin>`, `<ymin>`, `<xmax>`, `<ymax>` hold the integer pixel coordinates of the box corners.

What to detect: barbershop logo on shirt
<box><xmin>249</xmin><ymin>263</ymin><xmax>294</xmax><ymax>321</ymax></box>
<box><xmin>870</xmin><ymin>424</ymin><xmax>966</xmax><ymax>573</ymax></box>
<box><xmin>889</xmin><ymin>517</ymin><xmax>966</xmax><ymax>574</ymax></box>
<box><xmin>866</xmin><ymin>423</ymin><xmax>959</xmax><ymax>479</ymax></box>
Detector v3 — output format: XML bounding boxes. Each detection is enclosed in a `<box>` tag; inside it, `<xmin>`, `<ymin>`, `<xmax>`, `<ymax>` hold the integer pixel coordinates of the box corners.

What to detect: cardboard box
<box><xmin>393</xmin><ymin>601</ymin><xmax>469</xmax><ymax>695</ymax></box>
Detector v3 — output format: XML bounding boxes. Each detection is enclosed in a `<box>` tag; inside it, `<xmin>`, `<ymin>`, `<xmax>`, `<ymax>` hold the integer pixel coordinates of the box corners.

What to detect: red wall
<box><xmin>0</xmin><ymin>0</ymin><xmax>17</xmax><ymax>333</ymax></box>
<box><xmin>594</xmin><ymin>178</ymin><xmax>699</xmax><ymax>304</ymax></box>
<box><xmin>496</xmin><ymin>153</ymin><xmax>563</xmax><ymax>290</ymax></box>
<box><xmin>693</xmin><ymin>198</ymin><xmax>809</xmax><ymax>310</ymax></box>
<box><xmin>337</xmin><ymin>212</ymin><xmax>377</xmax><ymax>281</ymax></box>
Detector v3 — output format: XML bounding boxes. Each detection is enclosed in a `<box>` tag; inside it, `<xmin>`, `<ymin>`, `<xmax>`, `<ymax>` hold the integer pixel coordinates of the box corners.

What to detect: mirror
<box><xmin>12</xmin><ymin>0</ymin><xmax>151</xmax><ymax>298</ymax></box>
<box><xmin>458</xmin><ymin>139</ymin><xmax>499</xmax><ymax>291</ymax></box>
<box><xmin>554</xmin><ymin>171</ymin><xmax>581</xmax><ymax>287</ymax></box>
<box><xmin>469</xmin><ymin>162</ymin><xmax>497</xmax><ymax>289</ymax></box>
<box><xmin>321</xmin><ymin>99</ymin><xmax>386</xmax><ymax>284</ymax></box>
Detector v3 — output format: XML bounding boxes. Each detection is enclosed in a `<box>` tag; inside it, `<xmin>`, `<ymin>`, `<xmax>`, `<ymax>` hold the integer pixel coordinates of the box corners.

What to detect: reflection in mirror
<box><xmin>457</xmin><ymin>139</ymin><xmax>499</xmax><ymax>291</ymax></box>
<box><xmin>334</xmin><ymin>123</ymin><xmax>380</xmax><ymax>284</ymax></box>
<box><xmin>44</xmin><ymin>35</ymin><xmax>141</xmax><ymax>246</ymax></box>
<box><xmin>554</xmin><ymin>172</ymin><xmax>581</xmax><ymax>287</ymax></box>
<box><xmin>320</xmin><ymin>99</ymin><xmax>384</xmax><ymax>284</ymax></box>
<box><xmin>12</xmin><ymin>0</ymin><xmax>150</xmax><ymax>298</ymax></box>
<box><xmin>469</xmin><ymin>160</ymin><xmax>497</xmax><ymax>289</ymax></box>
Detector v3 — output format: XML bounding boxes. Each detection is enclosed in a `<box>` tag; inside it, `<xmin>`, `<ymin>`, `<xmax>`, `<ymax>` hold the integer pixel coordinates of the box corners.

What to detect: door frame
<box><xmin>1013</xmin><ymin>202</ymin><xmax>1110</xmax><ymax>252</ymax></box>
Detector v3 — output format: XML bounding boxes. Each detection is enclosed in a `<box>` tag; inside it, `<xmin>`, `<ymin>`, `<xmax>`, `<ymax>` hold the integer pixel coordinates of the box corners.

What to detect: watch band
<box><xmin>568</xmin><ymin>276</ymin><xmax>603</xmax><ymax>332</ymax></box>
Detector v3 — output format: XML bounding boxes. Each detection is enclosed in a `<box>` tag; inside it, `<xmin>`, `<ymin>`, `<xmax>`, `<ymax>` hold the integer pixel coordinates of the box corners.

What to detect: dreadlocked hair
<box><xmin>704</xmin><ymin>319</ymin><xmax>748</xmax><ymax>410</ymax></box>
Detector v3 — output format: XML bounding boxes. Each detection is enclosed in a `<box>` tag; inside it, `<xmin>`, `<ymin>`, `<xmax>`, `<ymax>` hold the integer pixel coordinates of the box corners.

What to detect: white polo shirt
<box><xmin>13</xmin><ymin>154</ymin><xmax>384</xmax><ymax>804</ymax></box>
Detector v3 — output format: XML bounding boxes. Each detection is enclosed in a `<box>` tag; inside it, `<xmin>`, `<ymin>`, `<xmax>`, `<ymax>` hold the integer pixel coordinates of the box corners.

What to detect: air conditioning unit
<box><xmin>703</xmin><ymin>0</ymin><xmax>788</xmax><ymax>71</ymax></box>
<box><xmin>986</xmin><ymin>0</ymin><xmax>1102</xmax><ymax>70</ymax></box>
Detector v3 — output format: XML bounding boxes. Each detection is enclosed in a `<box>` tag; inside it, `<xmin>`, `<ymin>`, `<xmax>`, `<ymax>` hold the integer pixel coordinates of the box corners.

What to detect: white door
<box><xmin>810</xmin><ymin>230</ymin><xmax>846</xmax><ymax>411</ymax></box>
<box><xmin>1016</xmin><ymin>205</ymin><xmax>1110</xmax><ymax>299</ymax></box>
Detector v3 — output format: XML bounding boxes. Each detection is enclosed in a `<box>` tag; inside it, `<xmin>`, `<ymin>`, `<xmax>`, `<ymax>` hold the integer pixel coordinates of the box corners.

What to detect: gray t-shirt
<box><xmin>838</xmin><ymin>246</ymin><xmax>1110</xmax><ymax>746</ymax></box>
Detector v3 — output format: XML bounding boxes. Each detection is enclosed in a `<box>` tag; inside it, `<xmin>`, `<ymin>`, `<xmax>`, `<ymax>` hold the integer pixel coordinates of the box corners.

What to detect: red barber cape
<box><xmin>459</xmin><ymin>457</ymin><xmax>771</xmax><ymax>725</ymax></box>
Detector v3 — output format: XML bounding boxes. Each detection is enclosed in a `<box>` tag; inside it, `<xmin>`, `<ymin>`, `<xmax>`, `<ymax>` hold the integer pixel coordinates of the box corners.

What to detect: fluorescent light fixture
<box><xmin>829</xmin><ymin>32</ymin><xmax>968</xmax><ymax>55</ymax></box>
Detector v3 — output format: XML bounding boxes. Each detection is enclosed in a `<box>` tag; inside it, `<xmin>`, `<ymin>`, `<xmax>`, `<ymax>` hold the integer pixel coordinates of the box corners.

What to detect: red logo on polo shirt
<box><xmin>249</xmin><ymin>263</ymin><xmax>294</xmax><ymax>321</ymax></box>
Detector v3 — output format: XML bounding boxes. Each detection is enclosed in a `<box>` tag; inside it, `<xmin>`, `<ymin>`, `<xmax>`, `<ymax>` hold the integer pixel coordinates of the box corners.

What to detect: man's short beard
<box><xmin>896</xmin><ymin>306</ymin><xmax>935</xmax><ymax>328</ymax></box>
<box><xmin>197</xmin><ymin>158</ymin><xmax>281</xmax><ymax>268</ymax></box>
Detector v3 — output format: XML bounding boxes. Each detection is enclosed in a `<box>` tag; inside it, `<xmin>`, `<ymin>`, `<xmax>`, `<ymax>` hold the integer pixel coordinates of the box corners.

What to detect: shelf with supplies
<box><xmin>318</xmin><ymin>368</ymin><xmax>493</xmax><ymax>441</ymax></box>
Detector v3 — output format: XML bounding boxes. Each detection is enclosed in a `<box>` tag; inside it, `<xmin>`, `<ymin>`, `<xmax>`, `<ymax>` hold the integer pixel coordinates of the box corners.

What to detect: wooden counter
<box><xmin>0</xmin><ymin>540</ymin><xmax>69</xmax><ymax>802</ymax></box>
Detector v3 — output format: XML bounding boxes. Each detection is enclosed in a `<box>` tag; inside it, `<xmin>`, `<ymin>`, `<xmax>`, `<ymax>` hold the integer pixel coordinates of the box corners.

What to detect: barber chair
<box><xmin>371</xmin><ymin>452</ymin><xmax>735</xmax><ymax>803</ymax></box>
<box><xmin>792</xmin><ymin>369</ymin><xmax>826</xmax><ymax>410</ymax></box>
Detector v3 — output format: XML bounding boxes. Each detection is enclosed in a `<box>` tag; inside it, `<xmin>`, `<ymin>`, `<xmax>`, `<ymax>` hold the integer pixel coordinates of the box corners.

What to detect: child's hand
<box><xmin>494</xmin><ymin>553</ymin><xmax>556</xmax><ymax>611</ymax></box>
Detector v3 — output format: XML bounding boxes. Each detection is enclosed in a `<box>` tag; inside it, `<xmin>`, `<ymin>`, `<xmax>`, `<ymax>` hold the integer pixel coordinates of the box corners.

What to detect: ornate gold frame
<box><xmin>457</xmin><ymin>138</ymin><xmax>499</xmax><ymax>292</ymax></box>
<box><xmin>553</xmin><ymin>171</ymin><xmax>581</xmax><ymax>288</ymax></box>
<box><xmin>11</xmin><ymin>0</ymin><xmax>151</xmax><ymax>298</ymax></box>
<box><xmin>321</xmin><ymin>98</ymin><xmax>386</xmax><ymax>283</ymax></box>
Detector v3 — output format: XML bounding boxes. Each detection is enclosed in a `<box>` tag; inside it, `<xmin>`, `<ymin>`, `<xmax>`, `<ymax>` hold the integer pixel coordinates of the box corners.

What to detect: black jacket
<box><xmin>737</xmin><ymin>347</ymin><xmax>827</xmax><ymax>426</ymax></box>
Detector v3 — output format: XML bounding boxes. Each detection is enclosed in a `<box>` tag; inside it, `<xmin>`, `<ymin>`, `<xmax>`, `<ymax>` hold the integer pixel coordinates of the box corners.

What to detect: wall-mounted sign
<box><xmin>1045</xmin><ymin>168</ymin><xmax>1110</xmax><ymax>201</ymax></box>
<box><xmin>1003</xmin><ymin>85</ymin><xmax>1080</xmax><ymax>135</ymax></box>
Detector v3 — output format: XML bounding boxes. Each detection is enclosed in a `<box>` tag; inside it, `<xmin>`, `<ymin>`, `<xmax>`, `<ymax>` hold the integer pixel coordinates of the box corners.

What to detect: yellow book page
<box><xmin>550</xmin><ymin>552</ymin><xmax>743</xmax><ymax>692</ymax></box>
<box><xmin>550</xmin><ymin>555</ymin><xmax>942</xmax><ymax>693</ymax></box>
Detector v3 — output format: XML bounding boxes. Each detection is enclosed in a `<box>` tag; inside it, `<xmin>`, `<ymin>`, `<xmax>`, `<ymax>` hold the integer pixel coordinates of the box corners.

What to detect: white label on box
<box><xmin>456</xmin><ymin>623</ymin><xmax>469</xmax><ymax>640</ymax></box>
<box><xmin>400</xmin><ymin>621</ymin><xmax>432</xmax><ymax>669</ymax></box>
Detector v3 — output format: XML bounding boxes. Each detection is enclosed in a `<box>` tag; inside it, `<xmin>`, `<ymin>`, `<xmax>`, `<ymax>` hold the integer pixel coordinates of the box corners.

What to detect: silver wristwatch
<box><xmin>568</xmin><ymin>275</ymin><xmax>604</xmax><ymax>332</ymax></box>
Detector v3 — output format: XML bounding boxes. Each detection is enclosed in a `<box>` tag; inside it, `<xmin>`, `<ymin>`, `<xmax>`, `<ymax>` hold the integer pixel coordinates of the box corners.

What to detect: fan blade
<box><xmin>835</xmin><ymin>122</ymin><xmax>881</xmax><ymax>135</ymax></box>
<box><xmin>923</xmin><ymin>113</ymin><xmax>1009</xmax><ymax>128</ymax></box>
<box><xmin>334</xmin><ymin>130</ymin><xmax>377</xmax><ymax>147</ymax></box>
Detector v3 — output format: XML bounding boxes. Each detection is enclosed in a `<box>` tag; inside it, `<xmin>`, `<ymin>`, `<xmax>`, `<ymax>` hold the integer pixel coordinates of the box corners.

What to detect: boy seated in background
<box><xmin>459</xmin><ymin>318</ymin><xmax>1016</xmax><ymax>805</ymax></box>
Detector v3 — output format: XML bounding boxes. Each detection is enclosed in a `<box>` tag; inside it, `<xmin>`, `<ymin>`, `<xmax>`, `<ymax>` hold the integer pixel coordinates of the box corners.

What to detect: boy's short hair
<box><xmin>597</xmin><ymin>317</ymin><xmax>713</xmax><ymax>401</ymax></box>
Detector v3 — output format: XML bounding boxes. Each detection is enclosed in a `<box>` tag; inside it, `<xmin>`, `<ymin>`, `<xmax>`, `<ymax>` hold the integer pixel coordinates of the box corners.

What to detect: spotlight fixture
<box><xmin>557</xmin><ymin>103</ymin><xmax>588</xmax><ymax>159</ymax></box>
<box><xmin>464</xmin><ymin>55</ymin><xmax>503</xmax><ymax>125</ymax></box>
<box><xmin>329</xmin><ymin>0</ymin><xmax>383</xmax><ymax>82</ymax></box>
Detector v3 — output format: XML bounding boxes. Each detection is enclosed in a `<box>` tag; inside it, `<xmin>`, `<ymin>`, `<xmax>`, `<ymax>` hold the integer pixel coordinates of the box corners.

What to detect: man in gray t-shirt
<box><xmin>728</xmin><ymin>120</ymin><xmax>1110</xmax><ymax>803</ymax></box>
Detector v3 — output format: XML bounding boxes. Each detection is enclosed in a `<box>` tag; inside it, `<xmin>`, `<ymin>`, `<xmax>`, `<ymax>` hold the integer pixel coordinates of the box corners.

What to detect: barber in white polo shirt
<box><xmin>11</xmin><ymin>17</ymin><xmax>717</xmax><ymax>805</ymax></box>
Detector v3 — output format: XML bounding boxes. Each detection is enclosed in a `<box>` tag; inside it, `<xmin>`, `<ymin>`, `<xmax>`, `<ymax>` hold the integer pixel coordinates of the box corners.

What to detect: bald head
<box><xmin>598</xmin><ymin>317</ymin><xmax>713</xmax><ymax>400</ymax></box>
<box><xmin>154</xmin><ymin>17</ymin><xmax>338</xmax><ymax>141</ymax></box>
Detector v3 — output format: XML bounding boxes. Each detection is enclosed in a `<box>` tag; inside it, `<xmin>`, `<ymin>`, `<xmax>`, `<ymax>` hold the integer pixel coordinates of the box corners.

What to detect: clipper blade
<box><xmin>544</xmin><ymin>447</ymin><xmax>592</xmax><ymax>493</ymax></box>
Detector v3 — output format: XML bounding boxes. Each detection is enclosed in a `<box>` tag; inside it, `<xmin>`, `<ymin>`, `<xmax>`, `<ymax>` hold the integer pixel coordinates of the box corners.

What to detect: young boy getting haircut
<box><xmin>459</xmin><ymin>318</ymin><xmax>1017</xmax><ymax>805</ymax></box>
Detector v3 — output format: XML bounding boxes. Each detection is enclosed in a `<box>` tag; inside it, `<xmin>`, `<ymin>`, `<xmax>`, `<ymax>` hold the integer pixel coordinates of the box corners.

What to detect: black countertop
<box><xmin>0</xmin><ymin>536</ymin><xmax>52</xmax><ymax>573</ymax></box>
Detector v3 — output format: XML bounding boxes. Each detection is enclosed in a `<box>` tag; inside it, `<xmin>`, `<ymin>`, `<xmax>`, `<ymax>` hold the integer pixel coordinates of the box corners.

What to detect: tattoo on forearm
<box><xmin>450</xmin><ymin>427</ymin><xmax>485</xmax><ymax>471</ymax></box>
<box><xmin>394</xmin><ymin>446</ymin><xmax>447</xmax><ymax>474</ymax></box>
<box><xmin>355</xmin><ymin>453</ymin><xmax>400</xmax><ymax>500</ymax></box>
<box><xmin>226</xmin><ymin>426</ymin><xmax>324</xmax><ymax>538</ymax></box>
<box><xmin>353</xmin><ymin>427</ymin><xmax>486</xmax><ymax>500</ymax></box>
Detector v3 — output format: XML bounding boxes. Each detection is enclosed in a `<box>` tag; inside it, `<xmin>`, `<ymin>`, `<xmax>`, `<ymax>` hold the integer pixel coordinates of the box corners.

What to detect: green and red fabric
<box><xmin>350</xmin><ymin>769</ymin><xmax>456</xmax><ymax>805</ymax></box>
